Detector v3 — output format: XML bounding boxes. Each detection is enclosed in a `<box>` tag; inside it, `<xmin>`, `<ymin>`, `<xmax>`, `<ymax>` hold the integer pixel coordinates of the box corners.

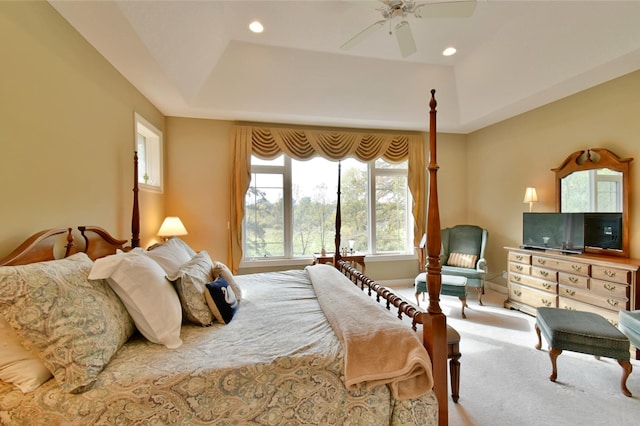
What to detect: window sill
<box><xmin>240</xmin><ymin>253</ymin><xmax>417</xmax><ymax>269</ymax></box>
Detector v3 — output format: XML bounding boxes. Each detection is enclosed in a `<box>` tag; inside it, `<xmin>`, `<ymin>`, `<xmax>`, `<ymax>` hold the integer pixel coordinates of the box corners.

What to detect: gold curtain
<box><xmin>229</xmin><ymin>125</ymin><xmax>426</xmax><ymax>273</ymax></box>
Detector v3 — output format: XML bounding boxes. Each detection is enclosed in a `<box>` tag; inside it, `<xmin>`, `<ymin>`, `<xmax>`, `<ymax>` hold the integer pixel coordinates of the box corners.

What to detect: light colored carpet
<box><xmin>391</xmin><ymin>285</ymin><xmax>640</xmax><ymax>426</ymax></box>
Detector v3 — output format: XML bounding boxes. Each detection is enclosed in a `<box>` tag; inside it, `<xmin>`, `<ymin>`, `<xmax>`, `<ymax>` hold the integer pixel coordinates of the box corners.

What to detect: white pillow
<box><xmin>144</xmin><ymin>237</ymin><xmax>194</xmax><ymax>276</ymax></box>
<box><xmin>106</xmin><ymin>253</ymin><xmax>183</xmax><ymax>349</ymax></box>
<box><xmin>0</xmin><ymin>316</ymin><xmax>52</xmax><ymax>393</ymax></box>
<box><xmin>212</xmin><ymin>261</ymin><xmax>243</xmax><ymax>303</ymax></box>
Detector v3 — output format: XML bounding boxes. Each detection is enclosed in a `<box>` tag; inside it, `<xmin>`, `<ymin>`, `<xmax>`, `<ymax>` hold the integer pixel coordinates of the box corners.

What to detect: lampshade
<box><xmin>523</xmin><ymin>187</ymin><xmax>538</xmax><ymax>212</ymax></box>
<box><xmin>158</xmin><ymin>216</ymin><xmax>188</xmax><ymax>238</ymax></box>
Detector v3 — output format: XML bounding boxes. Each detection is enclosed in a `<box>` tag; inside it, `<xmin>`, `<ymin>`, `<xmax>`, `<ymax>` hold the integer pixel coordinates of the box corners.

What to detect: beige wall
<box><xmin>468</xmin><ymin>70</ymin><xmax>640</xmax><ymax>287</ymax></box>
<box><xmin>0</xmin><ymin>1</ymin><xmax>165</xmax><ymax>257</ymax></box>
<box><xmin>164</xmin><ymin>117</ymin><xmax>233</xmax><ymax>262</ymax></box>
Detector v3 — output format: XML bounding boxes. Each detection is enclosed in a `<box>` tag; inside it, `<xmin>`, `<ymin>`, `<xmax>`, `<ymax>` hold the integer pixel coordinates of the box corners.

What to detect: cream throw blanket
<box><xmin>306</xmin><ymin>264</ymin><xmax>434</xmax><ymax>400</ymax></box>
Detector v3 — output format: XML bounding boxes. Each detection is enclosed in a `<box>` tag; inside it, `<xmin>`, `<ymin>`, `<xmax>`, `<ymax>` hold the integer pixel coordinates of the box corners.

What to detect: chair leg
<box><xmin>459</xmin><ymin>296</ymin><xmax>467</xmax><ymax>319</ymax></box>
<box><xmin>476</xmin><ymin>287</ymin><xmax>483</xmax><ymax>306</ymax></box>
<box><xmin>415</xmin><ymin>291</ymin><xmax>420</xmax><ymax>307</ymax></box>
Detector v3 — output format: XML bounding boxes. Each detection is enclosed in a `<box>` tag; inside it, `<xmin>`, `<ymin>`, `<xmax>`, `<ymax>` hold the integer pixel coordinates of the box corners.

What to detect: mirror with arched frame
<box><xmin>552</xmin><ymin>148</ymin><xmax>632</xmax><ymax>257</ymax></box>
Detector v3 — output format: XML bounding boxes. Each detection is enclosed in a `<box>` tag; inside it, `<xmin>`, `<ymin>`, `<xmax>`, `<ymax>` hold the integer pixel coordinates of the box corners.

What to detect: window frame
<box><xmin>243</xmin><ymin>155</ymin><xmax>413</xmax><ymax>261</ymax></box>
<box><xmin>134</xmin><ymin>112</ymin><xmax>163</xmax><ymax>193</ymax></box>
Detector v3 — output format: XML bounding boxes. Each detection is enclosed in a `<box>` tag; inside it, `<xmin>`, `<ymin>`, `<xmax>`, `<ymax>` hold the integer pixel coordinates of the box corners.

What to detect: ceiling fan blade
<box><xmin>415</xmin><ymin>0</ymin><xmax>477</xmax><ymax>18</ymax></box>
<box><xmin>395</xmin><ymin>21</ymin><xmax>416</xmax><ymax>58</ymax></box>
<box><xmin>340</xmin><ymin>20</ymin><xmax>385</xmax><ymax>50</ymax></box>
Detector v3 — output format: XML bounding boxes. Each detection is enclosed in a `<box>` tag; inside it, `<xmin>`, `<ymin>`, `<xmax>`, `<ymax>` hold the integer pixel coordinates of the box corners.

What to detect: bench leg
<box><xmin>548</xmin><ymin>348</ymin><xmax>562</xmax><ymax>382</ymax></box>
<box><xmin>415</xmin><ymin>291</ymin><xmax>420</xmax><ymax>306</ymax></box>
<box><xmin>619</xmin><ymin>360</ymin><xmax>633</xmax><ymax>397</ymax></box>
<box><xmin>535</xmin><ymin>323</ymin><xmax>542</xmax><ymax>350</ymax></box>
<box><xmin>448</xmin><ymin>342</ymin><xmax>461</xmax><ymax>403</ymax></box>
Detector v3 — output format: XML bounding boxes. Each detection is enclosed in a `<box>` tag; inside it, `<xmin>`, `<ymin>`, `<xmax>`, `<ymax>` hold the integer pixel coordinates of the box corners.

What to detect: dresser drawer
<box><xmin>509</xmin><ymin>252</ymin><xmax>531</xmax><ymax>265</ymax></box>
<box><xmin>558</xmin><ymin>297</ymin><xmax>620</xmax><ymax>326</ymax></box>
<box><xmin>554</xmin><ymin>259</ymin><xmax>590</xmax><ymax>276</ymax></box>
<box><xmin>532</xmin><ymin>266</ymin><xmax>557</xmax><ymax>282</ymax></box>
<box><xmin>509</xmin><ymin>282</ymin><xmax>556</xmax><ymax>308</ymax></box>
<box><xmin>509</xmin><ymin>273</ymin><xmax>556</xmax><ymax>293</ymax></box>
<box><xmin>509</xmin><ymin>262</ymin><xmax>531</xmax><ymax>275</ymax></box>
<box><xmin>532</xmin><ymin>255</ymin><xmax>559</xmax><ymax>269</ymax></box>
<box><xmin>590</xmin><ymin>278</ymin><xmax>630</xmax><ymax>299</ymax></box>
<box><xmin>558</xmin><ymin>272</ymin><xmax>589</xmax><ymax>290</ymax></box>
<box><xmin>591</xmin><ymin>265</ymin><xmax>631</xmax><ymax>284</ymax></box>
<box><xmin>559</xmin><ymin>284</ymin><xmax>628</xmax><ymax>312</ymax></box>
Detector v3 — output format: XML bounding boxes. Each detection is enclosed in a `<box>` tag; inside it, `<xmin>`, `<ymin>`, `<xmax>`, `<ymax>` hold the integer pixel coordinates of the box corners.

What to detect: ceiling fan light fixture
<box><xmin>443</xmin><ymin>47</ymin><xmax>457</xmax><ymax>56</ymax></box>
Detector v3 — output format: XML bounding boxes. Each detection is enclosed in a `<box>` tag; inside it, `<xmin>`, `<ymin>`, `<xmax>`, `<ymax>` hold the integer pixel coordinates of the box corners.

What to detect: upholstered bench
<box><xmin>535</xmin><ymin>307</ymin><xmax>633</xmax><ymax>397</ymax></box>
<box><xmin>619</xmin><ymin>310</ymin><xmax>640</xmax><ymax>360</ymax></box>
<box><xmin>415</xmin><ymin>273</ymin><xmax>468</xmax><ymax>318</ymax></box>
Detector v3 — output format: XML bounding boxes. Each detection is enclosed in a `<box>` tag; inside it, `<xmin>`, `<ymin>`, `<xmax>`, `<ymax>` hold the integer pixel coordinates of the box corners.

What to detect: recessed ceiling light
<box><xmin>442</xmin><ymin>47</ymin><xmax>457</xmax><ymax>56</ymax></box>
<box><xmin>249</xmin><ymin>21</ymin><xmax>264</xmax><ymax>33</ymax></box>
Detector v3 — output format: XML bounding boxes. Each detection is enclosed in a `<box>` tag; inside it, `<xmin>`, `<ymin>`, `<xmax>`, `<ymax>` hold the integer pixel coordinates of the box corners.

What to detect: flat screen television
<box><xmin>583</xmin><ymin>213</ymin><xmax>623</xmax><ymax>251</ymax></box>
<box><xmin>522</xmin><ymin>212</ymin><xmax>623</xmax><ymax>254</ymax></box>
<box><xmin>522</xmin><ymin>212</ymin><xmax>584</xmax><ymax>254</ymax></box>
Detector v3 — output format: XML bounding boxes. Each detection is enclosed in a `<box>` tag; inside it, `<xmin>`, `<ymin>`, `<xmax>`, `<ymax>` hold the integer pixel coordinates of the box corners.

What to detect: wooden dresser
<box><xmin>504</xmin><ymin>247</ymin><xmax>640</xmax><ymax>326</ymax></box>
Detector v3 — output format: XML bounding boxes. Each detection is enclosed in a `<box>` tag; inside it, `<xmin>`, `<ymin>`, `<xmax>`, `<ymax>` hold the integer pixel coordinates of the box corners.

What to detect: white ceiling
<box><xmin>50</xmin><ymin>0</ymin><xmax>640</xmax><ymax>133</ymax></box>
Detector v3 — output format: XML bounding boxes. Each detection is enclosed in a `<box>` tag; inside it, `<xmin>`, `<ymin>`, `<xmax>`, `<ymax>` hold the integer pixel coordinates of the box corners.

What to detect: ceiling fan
<box><xmin>340</xmin><ymin>0</ymin><xmax>477</xmax><ymax>58</ymax></box>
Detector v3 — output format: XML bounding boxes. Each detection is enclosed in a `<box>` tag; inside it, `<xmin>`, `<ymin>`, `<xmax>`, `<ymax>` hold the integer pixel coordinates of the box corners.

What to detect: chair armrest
<box><xmin>476</xmin><ymin>258</ymin><xmax>487</xmax><ymax>272</ymax></box>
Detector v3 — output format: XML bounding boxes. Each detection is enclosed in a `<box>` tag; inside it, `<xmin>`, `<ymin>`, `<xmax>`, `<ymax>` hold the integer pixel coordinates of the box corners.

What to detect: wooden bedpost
<box><xmin>422</xmin><ymin>89</ymin><xmax>448</xmax><ymax>426</ymax></box>
<box><xmin>334</xmin><ymin>161</ymin><xmax>342</xmax><ymax>265</ymax></box>
<box><xmin>131</xmin><ymin>151</ymin><xmax>141</xmax><ymax>248</ymax></box>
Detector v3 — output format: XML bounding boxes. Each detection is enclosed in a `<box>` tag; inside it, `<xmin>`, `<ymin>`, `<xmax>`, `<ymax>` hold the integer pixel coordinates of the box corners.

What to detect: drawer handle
<box><xmin>516</xmin><ymin>255</ymin><xmax>524</xmax><ymax>261</ymax></box>
<box><xmin>512</xmin><ymin>275</ymin><xmax>521</xmax><ymax>282</ymax></box>
<box><xmin>564</xmin><ymin>306</ymin><xmax>575</xmax><ymax>311</ymax></box>
<box><xmin>568</xmin><ymin>276</ymin><xmax>579</xmax><ymax>283</ymax></box>
<box><xmin>540</xmin><ymin>270</ymin><xmax>549</xmax><ymax>277</ymax></box>
<box><xmin>604</xmin><ymin>283</ymin><xmax>616</xmax><ymax>292</ymax></box>
<box><xmin>607</xmin><ymin>299</ymin><xmax>619</xmax><ymax>307</ymax></box>
<box><xmin>604</xmin><ymin>270</ymin><xmax>617</xmax><ymax>278</ymax></box>
<box><xmin>515</xmin><ymin>265</ymin><xmax>523</xmax><ymax>271</ymax></box>
<box><xmin>564</xmin><ymin>288</ymin><xmax>575</xmax><ymax>296</ymax></box>
<box><xmin>541</xmin><ymin>299</ymin><xmax>552</xmax><ymax>307</ymax></box>
<box><xmin>513</xmin><ymin>290</ymin><xmax>522</xmax><ymax>297</ymax></box>
<box><xmin>571</xmin><ymin>264</ymin><xmax>583</xmax><ymax>272</ymax></box>
<box><xmin>537</xmin><ymin>259</ymin><xmax>546</xmax><ymax>265</ymax></box>
<box><xmin>543</xmin><ymin>282</ymin><xmax>551</xmax><ymax>290</ymax></box>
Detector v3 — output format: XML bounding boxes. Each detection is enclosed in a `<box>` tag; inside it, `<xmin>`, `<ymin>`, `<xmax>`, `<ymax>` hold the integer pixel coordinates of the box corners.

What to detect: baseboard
<box><xmin>380</xmin><ymin>278</ymin><xmax>508</xmax><ymax>294</ymax></box>
<box><xmin>377</xmin><ymin>278</ymin><xmax>414</xmax><ymax>289</ymax></box>
<box><xmin>486</xmin><ymin>280</ymin><xmax>508</xmax><ymax>294</ymax></box>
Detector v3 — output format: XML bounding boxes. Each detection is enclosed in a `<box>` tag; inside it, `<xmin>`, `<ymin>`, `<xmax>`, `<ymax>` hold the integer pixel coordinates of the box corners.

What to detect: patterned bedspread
<box><xmin>0</xmin><ymin>269</ymin><xmax>437</xmax><ymax>425</ymax></box>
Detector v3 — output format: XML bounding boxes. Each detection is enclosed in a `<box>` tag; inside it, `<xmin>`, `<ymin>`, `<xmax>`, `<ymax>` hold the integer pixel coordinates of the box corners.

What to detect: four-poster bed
<box><xmin>0</xmin><ymin>92</ymin><xmax>448</xmax><ymax>424</ymax></box>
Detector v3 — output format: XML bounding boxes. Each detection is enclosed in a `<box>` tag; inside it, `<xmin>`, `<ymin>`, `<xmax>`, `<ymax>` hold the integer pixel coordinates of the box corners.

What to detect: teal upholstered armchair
<box><xmin>440</xmin><ymin>225</ymin><xmax>488</xmax><ymax>304</ymax></box>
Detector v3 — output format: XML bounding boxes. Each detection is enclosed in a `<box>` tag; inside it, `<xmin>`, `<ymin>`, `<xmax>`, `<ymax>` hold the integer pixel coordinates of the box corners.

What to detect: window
<box><xmin>135</xmin><ymin>113</ymin><xmax>163</xmax><ymax>192</ymax></box>
<box><xmin>243</xmin><ymin>155</ymin><xmax>412</xmax><ymax>259</ymax></box>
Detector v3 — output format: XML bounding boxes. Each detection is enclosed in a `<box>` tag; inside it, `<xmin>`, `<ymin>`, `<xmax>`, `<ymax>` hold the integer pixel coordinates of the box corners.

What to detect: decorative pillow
<box><xmin>204</xmin><ymin>276</ymin><xmax>239</xmax><ymax>324</ymax></box>
<box><xmin>144</xmin><ymin>237</ymin><xmax>194</xmax><ymax>276</ymax></box>
<box><xmin>167</xmin><ymin>251</ymin><xmax>215</xmax><ymax>326</ymax></box>
<box><xmin>0</xmin><ymin>316</ymin><xmax>52</xmax><ymax>393</ymax></box>
<box><xmin>105</xmin><ymin>252</ymin><xmax>183</xmax><ymax>349</ymax></box>
<box><xmin>0</xmin><ymin>253</ymin><xmax>135</xmax><ymax>393</ymax></box>
<box><xmin>447</xmin><ymin>252</ymin><xmax>478</xmax><ymax>269</ymax></box>
<box><xmin>212</xmin><ymin>261</ymin><xmax>242</xmax><ymax>303</ymax></box>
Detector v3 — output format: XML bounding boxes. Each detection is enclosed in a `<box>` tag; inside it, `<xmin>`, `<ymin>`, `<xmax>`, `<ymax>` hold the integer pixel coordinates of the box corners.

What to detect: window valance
<box><xmin>228</xmin><ymin>125</ymin><xmax>427</xmax><ymax>272</ymax></box>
